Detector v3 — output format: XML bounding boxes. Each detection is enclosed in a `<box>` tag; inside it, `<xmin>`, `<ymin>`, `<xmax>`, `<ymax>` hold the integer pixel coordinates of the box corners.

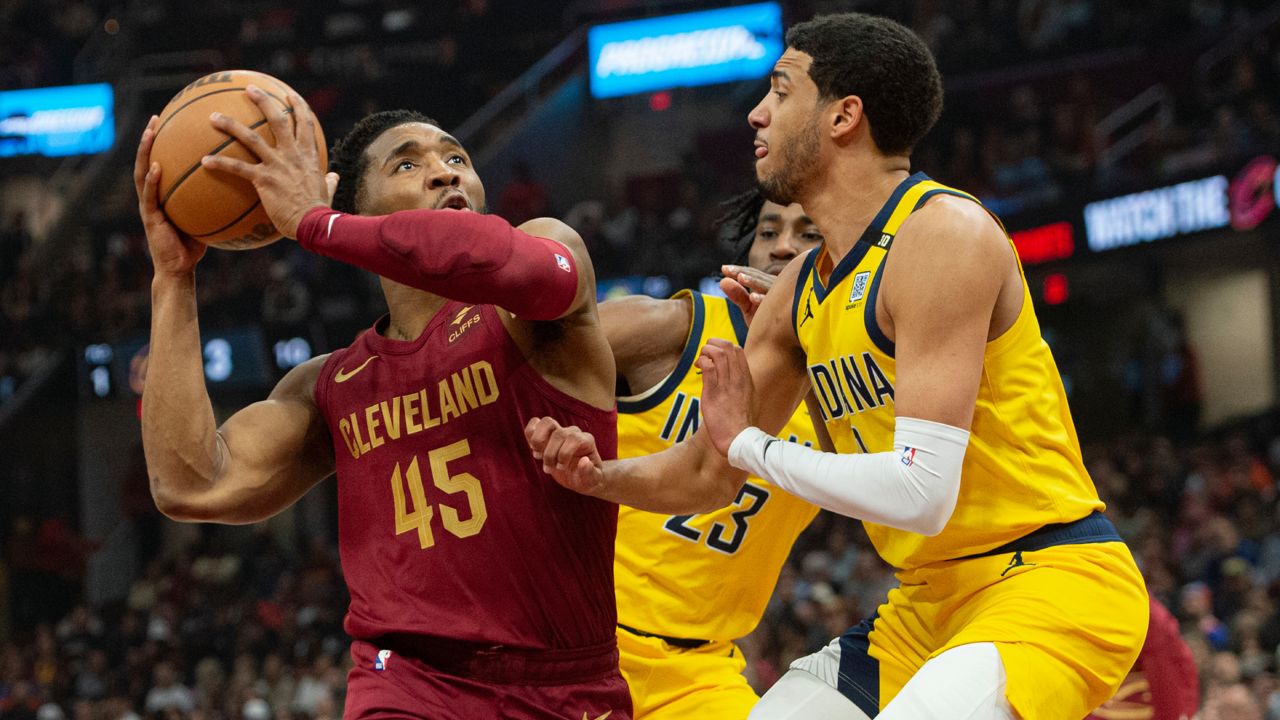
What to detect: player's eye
<box><xmin>802</xmin><ymin>232</ymin><xmax>823</xmax><ymax>242</ymax></box>
<box><xmin>773</xmin><ymin>91</ymin><xmax>786</xmax><ymax>101</ymax></box>
<box><xmin>394</xmin><ymin>160</ymin><xmax>415</xmax><ymax>173</ymax></box>
<box><xmin>447</xmin><ymin>154</ymin><xmax>467</xmax><ymax>166</ymax></box>
<box><xmin>758</xmin><ymin>229</ymin><xmax>778</xmax><ymax>240</ymax></box>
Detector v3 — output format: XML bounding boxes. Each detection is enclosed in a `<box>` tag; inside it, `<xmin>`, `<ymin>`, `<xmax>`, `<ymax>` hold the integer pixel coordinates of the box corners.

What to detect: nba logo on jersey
<box><xmin>374</xmin><ymin>649</ymin><xmax>391</xmax><ymax>671</ymax></box>
<box><xmin>849</xmin><ymin>272</ymin><xmax>870</xmax><ymax>303</ymax></box>
<box><xmin>555</xmin><ymin>254</ymin><xmax>572</xmax><ymax>272</ymax></box>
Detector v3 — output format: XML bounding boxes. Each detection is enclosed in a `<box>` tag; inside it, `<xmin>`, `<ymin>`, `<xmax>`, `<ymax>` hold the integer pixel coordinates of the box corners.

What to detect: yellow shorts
<box><xmin>803</xmin><ymin>537</ymin><xmax>1148</xmax><ymax>719</ymax></box>
<box><xmin>617</xmin><ymin>626</ymin><xmax>757</xmax><ymax>719</ymax></box>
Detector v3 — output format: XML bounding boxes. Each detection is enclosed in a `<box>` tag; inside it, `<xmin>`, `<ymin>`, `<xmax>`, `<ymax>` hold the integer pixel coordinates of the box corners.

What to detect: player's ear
<box><xmin>829</xmin><ymin>95</ymin><xmax>863</xmax><ymax>143</ymax></box>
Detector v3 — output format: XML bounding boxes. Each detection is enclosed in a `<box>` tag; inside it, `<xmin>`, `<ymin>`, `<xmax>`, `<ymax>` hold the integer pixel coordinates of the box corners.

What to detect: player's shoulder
<box><xmin>269</xmin><ymin>353</ymin><xmax>332</xmax><ymax>405</ymax></box>
<box><xmin>518</xmin><ymin>216</ymin><xmax>585</xmax><ymax>253</ymax></box>
<box><xmin>901</xmin><ymin>193</ymin><xmax>1007</xmax><ymax>252</ymax></box>
<box><xmin>600</xmin><ymin>293</ymin><xmax>694</xmax><ymax>372</ymax></box>
<box><xmin>600</xmin><ymin>292</ymin><xmax>692</xmax><ymax>329</ymax></box>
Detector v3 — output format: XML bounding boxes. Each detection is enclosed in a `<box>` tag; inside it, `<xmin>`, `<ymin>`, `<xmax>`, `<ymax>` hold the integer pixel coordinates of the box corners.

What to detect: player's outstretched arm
<box><xmin>201</xmin><ymin>86</ymin><xmax>591</xmax><ymax>323</ymax></box>
<box><xmin>714</xmin><ymin>199</ymin><xmax>1010</xmax><ymax>535</ymax></box>
<box><xmin>598</xmin><ymin>294</ymin><xmax>691</xmax><ymax>392</ymax></box>
<box><xmin>526</xmin><ymin>416</ymin><xmax>745</xmax><ymax>513</ymax></box>
<box><xmin>528</xmin><ymin>261</ymin><xmax>813</xmax><ymax>514</ymax></box>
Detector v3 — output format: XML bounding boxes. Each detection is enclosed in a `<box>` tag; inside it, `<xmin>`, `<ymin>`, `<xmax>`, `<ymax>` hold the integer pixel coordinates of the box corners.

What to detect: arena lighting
<box><xmin>0</xmin><ymin>82</ymin><xmax>114</xmax><ymax>157</ymax></box>
<box><xmin>1083</xmin><ymin>175</ymin><xmax>1230</xmax><ymax>252</ymax></box>
<box><xmin>1043</xmin><ymin>273</ymin><xmax>1070</xmax><ymax>305</ymax></box>
<box><xmin>588</xmin><ymin>2</ymin><xmax>783</xmax><ymax>99</ymax></box>
<box><xmin>1229</xmin><ymin>154</ymin><xmax>1279</xmax><ymax>231</ymax></box>
<box><xmin>1009</xmin><ymin>221</ymin><xmax>1075</xmax><ymax>265</ymax></box>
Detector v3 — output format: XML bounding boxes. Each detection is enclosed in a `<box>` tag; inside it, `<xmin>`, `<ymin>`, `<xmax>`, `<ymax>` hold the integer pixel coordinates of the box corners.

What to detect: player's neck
<box><xmin>379</xmin><ymin>279</ymin><xmax>450</xmax><ymax>342</ymax></box>
<box><xmin>803</xmin><ymin>156</ymin><xmax>911</xmax><ymax>265</ymax></box>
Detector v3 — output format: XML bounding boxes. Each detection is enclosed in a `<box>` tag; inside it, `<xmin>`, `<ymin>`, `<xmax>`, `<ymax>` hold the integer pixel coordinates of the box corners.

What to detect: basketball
<box><xmin>149</xmin><ymin>70</ymin><xmax>327</xmax><ymax>250</ymax></box>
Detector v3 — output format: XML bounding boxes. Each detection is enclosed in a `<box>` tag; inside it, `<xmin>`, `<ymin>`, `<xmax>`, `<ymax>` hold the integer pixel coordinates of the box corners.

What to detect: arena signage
<box><xmin>1083</xmin><ymin>175</ymin><xmax>1230</xmax><ymax>252</ymax></box>
<box><xmin>588</xmin><ymin>2</ymin><xmax>783</xmax><ymax>99</ymax></box>
<box><xmin>1010</xmin><ymin>221</ymin><xmax>1075</xmax><ymax>265</ymax></box>
<box><xmin>0</xmin><ymin>82</ymin><xmax>114</xmax><ymax>157</ymax></box>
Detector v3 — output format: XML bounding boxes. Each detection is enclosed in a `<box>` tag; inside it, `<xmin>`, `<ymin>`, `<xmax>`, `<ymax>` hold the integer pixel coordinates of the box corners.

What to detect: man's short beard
<box><xmin>757</xmin><ymin>115</ymin><xmax>821</xmax><ymax>206</ymax></box>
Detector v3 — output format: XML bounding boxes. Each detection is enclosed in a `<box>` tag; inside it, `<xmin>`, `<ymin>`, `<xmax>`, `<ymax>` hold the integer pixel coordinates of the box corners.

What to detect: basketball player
<box><xmin>604</xmin><ymin>193</ymin><xmax>822</xmax><ymax>718</ymax></box>
<box><xmin>135</xmin><ymin>90</ymin><xmax>629</xmax><ymax>718</ymax></box>
<box><xmin>526</xmin><ymin>13</ymin><xmax>1148</xmax><ymax>720</ymax></box>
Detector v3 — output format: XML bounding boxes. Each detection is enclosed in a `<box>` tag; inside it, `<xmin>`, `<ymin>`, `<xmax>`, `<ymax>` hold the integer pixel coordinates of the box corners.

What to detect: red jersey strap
<box><xmin>296</xmin><ymin>207</ymin><xmax>580</xmax><ymax>321</ymax></box>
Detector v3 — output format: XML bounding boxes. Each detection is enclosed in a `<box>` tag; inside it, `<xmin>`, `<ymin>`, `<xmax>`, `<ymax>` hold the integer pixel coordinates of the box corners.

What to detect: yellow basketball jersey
<box><xmin>792</xmin><ymin>172</ymin><xmax>1102</xmax><ymax>570</ymax></box>
<box><xmin>614</xmin><ymin>290</ymin><xmax>821</xmax><ymax>641</ymax></box>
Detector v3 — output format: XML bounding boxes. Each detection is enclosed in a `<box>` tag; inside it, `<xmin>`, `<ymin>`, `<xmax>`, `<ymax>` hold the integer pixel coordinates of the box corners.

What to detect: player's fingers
<box><xmin>210</xmin><ymin>111</ymin><xmax>277</xmax><ymax>162</ymax></box>
<box><xmin>574</xmin><ymin>456</ymin><xmax>602</xmax><ymax>488</ymax></box>
<box><xmin>737</xmin><ymin>268</ymin><xmax>775</xmax><ymax>294</ymax></box>
<box><xmin>555</xmin><ymin>434</ymin><xmax>585</xmax><ymax>470</ymax></box>
<box><xmin>541</xmin><ymin>430</ymin><xmax>568</xmax><ymax>473</ymax></box>
<box><xmin>245</xmin><ymin>84</ymin><xmax>293</xmax><ymax>151</ymax></box>
<box><xmin>287</xmin><ymin>90</ymin><xmax>319</xmax><ymax>156</ymax></box>
<box><xmin>201</xmin><ymin>154</ymin><xmax>262</xmax><ymax>182</ymax></box>
<box><xmin>325</xmin><ymin>173</ymin><xmax>340</xmax><ymax>204</ymax></box>
<box><xmin>524</xmin><ymin>417</ymin><xmax>560</xmax><ymax>457</ymax></box>
<box><xmin>141</xmin><ymin>163</ymin><xmax>162</xmax><ymax>217</ymax></box>
<box><xmin>134</xmin><ymin>116</ymin><xmax>159</xmax><ymax>197</ymax></box>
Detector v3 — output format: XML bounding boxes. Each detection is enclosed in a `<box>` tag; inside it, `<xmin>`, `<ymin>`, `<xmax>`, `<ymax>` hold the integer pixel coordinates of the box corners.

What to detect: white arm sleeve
<box><xmin>726</xmin><ymin>416</ymin><xmax>969</xmax><ymax>536</ymax></box>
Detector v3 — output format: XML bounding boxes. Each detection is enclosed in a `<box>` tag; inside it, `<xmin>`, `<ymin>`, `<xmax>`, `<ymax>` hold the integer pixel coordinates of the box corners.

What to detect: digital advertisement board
<box><xmin>588</xmin><ymin>3</ymin><xmax>783</xmax><ymax>99</ymax></box>
<box><xmin>0</xmin><ymin>82</ymin><xmax>115</xmax><ymax>158</ymax></box>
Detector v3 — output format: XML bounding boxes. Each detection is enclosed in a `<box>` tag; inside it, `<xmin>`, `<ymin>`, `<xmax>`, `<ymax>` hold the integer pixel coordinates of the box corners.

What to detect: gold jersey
<box><xmin>792</xmin><ymin>173</ymin><xmax>1102</xmax><ymax>570</ymax></box>
<box><xmin>614</xmin><ymin>290</ymin><xmax>820</xmax><ymax>641</ymax></box>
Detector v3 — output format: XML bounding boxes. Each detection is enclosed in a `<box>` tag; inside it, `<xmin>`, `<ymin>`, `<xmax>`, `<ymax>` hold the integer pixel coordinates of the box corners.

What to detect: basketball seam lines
<box><xmin>156</xmin><ymin>86</ymin><xmax>286</xmax><ymax>136</ymax></box>
<box><xmin>159</xmin><ymin>115</ymin><xmax>277</xmax><ymax>209</ymax></box>
<box><xmin>192</xmin><ymin>198</ymin><xmax>263</xmax><ymax>239</ymax></box>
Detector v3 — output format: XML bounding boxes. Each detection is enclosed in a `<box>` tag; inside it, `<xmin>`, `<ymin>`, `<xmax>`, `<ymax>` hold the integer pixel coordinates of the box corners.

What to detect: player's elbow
<box><xmin>905</xmin><ymin>491</ymin><xmax>958</xmax><ymax>536</ymax></box>
<box><xmin>150</xmin><ymin>483</ymin><xmax>204</xmax><ymax>522</ymax></box>
<box><xmin>149</xmin><ymin>478</ymin><xmax>228</xmax><ymax>524</ymax></box>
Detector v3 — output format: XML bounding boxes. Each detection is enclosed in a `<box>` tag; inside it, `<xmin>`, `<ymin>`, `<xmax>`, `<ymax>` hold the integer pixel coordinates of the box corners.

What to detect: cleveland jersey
<box><xmin>614</xmin><ymin>291</ymin><xmax>820</xmax><ymax>641</ymax></box>
<box><xmin>792</xmin><ymin>172</ymin><xmax>1103</xmax><ymax>570</ymax></box>
<box><xmin>315</xmin><ymin>302</ymin><xmax>619</xmax><ymax>650</ymax></box>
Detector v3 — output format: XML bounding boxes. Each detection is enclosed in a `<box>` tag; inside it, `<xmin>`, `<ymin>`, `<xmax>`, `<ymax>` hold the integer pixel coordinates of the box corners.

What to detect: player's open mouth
<box><xmin>437</xmin><ymin>194</ymin><xmax>470</xmax><ymax>211</ymax></box>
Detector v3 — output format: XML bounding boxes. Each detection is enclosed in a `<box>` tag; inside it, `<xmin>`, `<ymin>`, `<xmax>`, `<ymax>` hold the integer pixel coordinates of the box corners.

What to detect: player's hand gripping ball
<box><xmin>149</xmin><ymin>70</ymin><xmax>326</xmax><ymax>250</ymax></box>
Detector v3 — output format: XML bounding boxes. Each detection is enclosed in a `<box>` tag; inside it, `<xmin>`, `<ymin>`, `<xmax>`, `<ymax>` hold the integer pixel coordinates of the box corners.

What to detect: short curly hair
<box><xmin>328</xmin><ymin>110</ymin><xmax>440</xmax><ymax>214</ymax></box>
<box><xmin>786</xmin><ymin>13</ymin><xmax>943</xmax><ymax>155</ymax></box>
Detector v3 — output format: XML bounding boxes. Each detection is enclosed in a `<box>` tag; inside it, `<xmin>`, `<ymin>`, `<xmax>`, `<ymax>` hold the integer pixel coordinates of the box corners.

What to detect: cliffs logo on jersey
<box><xmin>449</xmin><ymin>306</ymin><xmax>480</xmax><ymax>343</ymax></box>
<box><xmin>807</xmin><ymin>352</ymin><xmax>895</xmax><ymax>422</ymax></box>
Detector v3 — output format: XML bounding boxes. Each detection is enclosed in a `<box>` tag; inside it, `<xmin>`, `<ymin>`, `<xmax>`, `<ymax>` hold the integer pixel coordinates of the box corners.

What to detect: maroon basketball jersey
<box><xmin>315</xmin><ymin>301</ymin><xmax>619</xmax><ymax>650</ymax></box>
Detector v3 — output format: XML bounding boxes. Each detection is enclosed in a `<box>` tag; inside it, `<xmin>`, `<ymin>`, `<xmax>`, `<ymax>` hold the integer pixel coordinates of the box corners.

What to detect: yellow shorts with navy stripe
<box><xmin>618</xmin><ymin>626</ymin><xmax>757</xmax><ymax>719</ymax></box>
<box><xmin>798</xmin><ymin>515</ymin><xmax>1149</xmax><ymax>719</ymax></box>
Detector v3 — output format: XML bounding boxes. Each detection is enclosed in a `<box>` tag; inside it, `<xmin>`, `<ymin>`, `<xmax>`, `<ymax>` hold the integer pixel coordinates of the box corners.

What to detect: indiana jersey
<box><xmin>315</xmin><ymin>302</ymin><xmax>620</xmax><ymax>650</ymax></box>
<box><xmin>614</xmin><ymin>290</ymin><xmax>820</xmax><ymax>641</ymax></box>
<box><xmin>792</xmin><ymin>172</ymin><xmax>1102</xmax><ymax>570</ymax></box>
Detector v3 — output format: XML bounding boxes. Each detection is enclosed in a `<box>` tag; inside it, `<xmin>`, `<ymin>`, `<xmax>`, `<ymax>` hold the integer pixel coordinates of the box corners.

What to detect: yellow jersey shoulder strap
<box><xmin>791</xmin><ymin>173</ymin><xmax>986</xmax><ymax>351</ymax></box>
<box><xmin>618</xmin><ymin>289</ymin><xmax>707</xmax><ymax>415</ymax></box>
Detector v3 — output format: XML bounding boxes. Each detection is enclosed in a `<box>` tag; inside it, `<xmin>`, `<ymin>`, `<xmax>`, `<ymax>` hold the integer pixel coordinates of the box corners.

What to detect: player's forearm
<box><xmin>295</xmin><ymin>207</ymin><xmax>578</xmax><ymax>320</ymax></box>
<box><xmin>142</xmin><ymin>274</ymin><xmax>224</xmax><ymax>516</ymax></box>
<box><xmin>727</xmin><ymin>418</ymin><xmax>969</xmax><ymax>535</ymax></box>
<box><xmin>596</xmin><ymin>436</ymin><xmax>746</xmax><ymax>514</ymax></box>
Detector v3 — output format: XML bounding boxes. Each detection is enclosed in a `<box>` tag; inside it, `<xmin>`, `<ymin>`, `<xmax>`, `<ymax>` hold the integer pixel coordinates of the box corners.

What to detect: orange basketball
<box><xmin>150</xmin><ymin>70</ymin><xmax>327</xmax><ymax>250</ymax></box>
